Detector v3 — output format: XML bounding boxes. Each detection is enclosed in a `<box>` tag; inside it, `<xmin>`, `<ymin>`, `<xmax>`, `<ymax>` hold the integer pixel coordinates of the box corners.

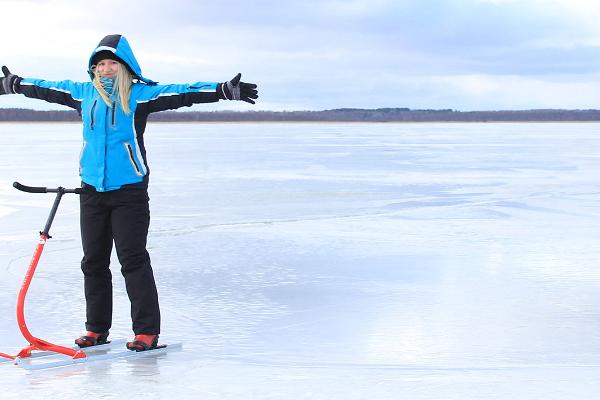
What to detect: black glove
<box><xmin>218</xmin><ymin>73</ymin><xmax>258</xmax><ymax>104</ymax></box>
<box><xmin>0</xmin><ymin>66</ymin><xmax>20</xmax><ymax>95</ymax></box>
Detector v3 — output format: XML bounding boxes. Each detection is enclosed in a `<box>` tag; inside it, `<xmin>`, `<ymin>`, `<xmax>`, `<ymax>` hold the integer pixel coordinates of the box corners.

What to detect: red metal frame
<box><xmin>0</xmin><ymin>234</ymin><xmax>85</xmax><ymax>361</ymax></box>
<box><xmin>12</xmin><ymin>234</ymin><xmax>85</xmax><ymax>360</ymax></box>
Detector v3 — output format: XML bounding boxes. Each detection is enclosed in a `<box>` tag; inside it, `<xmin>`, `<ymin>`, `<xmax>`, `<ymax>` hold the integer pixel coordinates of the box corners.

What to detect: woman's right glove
<box><xmin>218</xmin><ymin>73</ymin><xmax>258</xmax><ymax>104</ymax></box>
<box><xmin>0</xmin><ymin>66</ymin><xmax>21</xmax><ymax>95</ymax></box>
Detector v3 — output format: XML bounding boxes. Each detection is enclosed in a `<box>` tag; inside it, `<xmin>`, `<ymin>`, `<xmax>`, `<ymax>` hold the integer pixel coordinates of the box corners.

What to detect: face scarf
<box><xmin>99</xmin><ymin>76</ymin><xmax>118</xmax><ymax>102</ymax></box>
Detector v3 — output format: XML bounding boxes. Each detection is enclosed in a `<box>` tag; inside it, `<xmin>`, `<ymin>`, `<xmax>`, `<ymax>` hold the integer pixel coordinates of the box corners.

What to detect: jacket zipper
<box><xmin>101</xmin><ymin>104</ymin><xmax>110</xmax><ymax>191</ymax></box>
<box><xmin>111</xmin><ymin>103</ymin><xmax>116</xmax><ymax>126</ymax></box>
<box><xmin>90</xmin><ymin>100</ymin><xmax>97</xmax><ymax>129</ymax></box>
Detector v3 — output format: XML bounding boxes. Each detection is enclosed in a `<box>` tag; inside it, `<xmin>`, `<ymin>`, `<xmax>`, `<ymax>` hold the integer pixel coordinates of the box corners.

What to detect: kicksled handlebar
<box><xmin>13</xmin><ymin>181</ymin><xmax>83</xmax><ymax>195</ymax></box>
<box><xmin>13</xmin><ymin>181</ymin><xmax>82</xmax><ymax>238</ymax></box>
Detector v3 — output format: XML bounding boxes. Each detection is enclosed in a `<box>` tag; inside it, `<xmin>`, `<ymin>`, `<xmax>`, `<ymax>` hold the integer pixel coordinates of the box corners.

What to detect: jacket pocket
<box><xmin>124</xmin><ymin>143</ymin><xmax>144</xmax><ymax>176</ymax></box>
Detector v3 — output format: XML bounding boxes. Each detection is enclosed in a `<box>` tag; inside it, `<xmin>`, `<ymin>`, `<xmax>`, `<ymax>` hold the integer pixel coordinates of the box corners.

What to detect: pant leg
<box><xmin>80</xmin><ymin>191</ymin><xmax>114</xmax><ymax>333</ymax></box>
<box><xmin>110</xmin><ymin>189</ymin><xmax>160</xmax><ymax>335</ymax></box>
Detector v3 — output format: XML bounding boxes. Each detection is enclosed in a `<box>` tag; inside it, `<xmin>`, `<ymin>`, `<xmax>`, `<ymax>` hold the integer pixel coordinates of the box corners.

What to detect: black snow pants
<box><xmin>79</xmin><ymin>183</ymin><xmax>160</xmax><ymax>335</ymax></box>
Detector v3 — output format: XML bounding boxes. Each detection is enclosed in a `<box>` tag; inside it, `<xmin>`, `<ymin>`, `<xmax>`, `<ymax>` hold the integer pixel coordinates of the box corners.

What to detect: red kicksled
<box><xmin>0</xmin><ymin>182</ymin><xmax>86</xmax><ymax>363</ymax></box>
<box><xmin>1</xmin><ymin>182</ymin><xmax>181</xmax><ymax>370</ymax></box>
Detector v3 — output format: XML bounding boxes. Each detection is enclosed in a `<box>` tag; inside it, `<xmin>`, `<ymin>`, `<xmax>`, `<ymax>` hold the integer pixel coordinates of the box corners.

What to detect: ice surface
<box><xmin>1</xmin><ymin>122</ymin><xmax>600</xmax><ymax>398</ymax></box>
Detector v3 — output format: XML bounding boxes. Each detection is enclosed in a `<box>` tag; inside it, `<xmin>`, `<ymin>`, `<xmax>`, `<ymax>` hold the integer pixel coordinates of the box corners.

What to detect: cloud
<box><xmin>2</xmin><ymin>0</ymin><xmax>600</xmax><ymax>110</ymax></box>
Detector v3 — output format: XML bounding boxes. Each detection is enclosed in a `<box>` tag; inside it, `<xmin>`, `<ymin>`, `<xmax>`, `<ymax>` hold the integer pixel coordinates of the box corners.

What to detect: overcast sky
<box><xmin>1</xmin><ymin>0</ymin><xmax>600</xmax><ymax>111</ymax></box>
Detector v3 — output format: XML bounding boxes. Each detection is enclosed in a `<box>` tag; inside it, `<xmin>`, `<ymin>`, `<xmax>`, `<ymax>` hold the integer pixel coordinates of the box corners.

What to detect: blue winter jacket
<box><xmin>16</xmin><ymin>34</ymin><xmax>220</xmax><ymax>192</ymax></box>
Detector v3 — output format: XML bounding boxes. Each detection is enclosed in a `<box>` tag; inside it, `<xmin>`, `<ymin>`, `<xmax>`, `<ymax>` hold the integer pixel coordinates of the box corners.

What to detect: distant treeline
<box><xmin>2</xmin><ymin>107</ymin><xmax>600</xmax><ymax>122</ymax></box>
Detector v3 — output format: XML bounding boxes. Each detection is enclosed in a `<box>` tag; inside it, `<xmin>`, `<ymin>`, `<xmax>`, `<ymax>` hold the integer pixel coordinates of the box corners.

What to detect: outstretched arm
<box><xmin>0</xmin><ymin>65</ymin><xmax>83</xmax><ymax>112</ymax></box>
<box><xmin>142</xmin><ymin>73</ymin><xmax>259</xmax><ymax>114</ymax></box>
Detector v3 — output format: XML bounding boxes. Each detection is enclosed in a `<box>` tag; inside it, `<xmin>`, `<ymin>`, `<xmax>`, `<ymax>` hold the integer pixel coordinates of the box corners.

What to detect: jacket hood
<box><xmin>88</xmin><ymin>34</ymin><xmax>156</xmax><ymax>85</ymax></box>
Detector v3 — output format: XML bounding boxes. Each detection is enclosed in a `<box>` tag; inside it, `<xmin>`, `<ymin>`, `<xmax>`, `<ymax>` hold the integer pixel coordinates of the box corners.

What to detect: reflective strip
<box><xmin>130</xmin><ymin>118</ymin><xmax>148</xmax><ymax>175</ymax></box>
<box><xmin>94</xmin><ymin>46</ymin><xmax>117</xmax><ymax>53</ymax></box>
<box><xmin>136</xmin><ymin>90</ymin><xmax>214</xmax><ymax>104</ymax></box>
<box><xmin>124</xmin><ymin>143</ymin><xmax>143</xmax><ymax>177</ymax></box>
<box><xmin>78</xmin><ymin>142</ymin><xmax>87</xmax><ymax>174</ymax></box>
<box><xmin>19</xmin><ymin>81</ymin><xmax>83</xmax><ymax>101</ymax></box>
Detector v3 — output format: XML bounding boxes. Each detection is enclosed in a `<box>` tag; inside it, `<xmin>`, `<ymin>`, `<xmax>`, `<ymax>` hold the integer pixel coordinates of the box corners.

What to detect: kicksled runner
<box><xmin>0</xmin><ymin>182</ymin><xmax>181</xmax><ymax>370</ymax></box>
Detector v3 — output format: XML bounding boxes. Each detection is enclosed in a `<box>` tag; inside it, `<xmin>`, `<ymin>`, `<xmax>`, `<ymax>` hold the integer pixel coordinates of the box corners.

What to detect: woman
<box><xmin>0</xmin><ymin>34</ymin><xmax>258</xmax><ymax>351</ymax></box>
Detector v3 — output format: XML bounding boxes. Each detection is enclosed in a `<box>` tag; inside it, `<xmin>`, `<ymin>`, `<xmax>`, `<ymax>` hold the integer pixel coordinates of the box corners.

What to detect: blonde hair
<box><xmin>92</xmin><ymin>62</ymin><xmax>132</xmax><ymax>115</ymax></box>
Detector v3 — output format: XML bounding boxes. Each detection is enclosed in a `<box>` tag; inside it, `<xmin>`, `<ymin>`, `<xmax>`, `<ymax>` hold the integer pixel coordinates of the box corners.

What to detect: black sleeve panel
<box><xmin>18</xmin><ymin>84</ymin><xmax>82</xmax><ymax>113</ymax></box>
<box><xmin>146</xmin><ymin>91</ymin><xmax>219</xmax><ymax>114</ymax></box>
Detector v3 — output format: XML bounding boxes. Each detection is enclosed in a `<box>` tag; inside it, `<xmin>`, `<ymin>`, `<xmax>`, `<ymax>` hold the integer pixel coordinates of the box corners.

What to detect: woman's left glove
<box><xmin>218</xmin><ymin>73</ymin><xmax>258</xmax><ymax>104</ymax></box>
<box><xmin>0</xmin><ymin>66</ymin><xmax>21</xmax><ymax>95</ymax></box>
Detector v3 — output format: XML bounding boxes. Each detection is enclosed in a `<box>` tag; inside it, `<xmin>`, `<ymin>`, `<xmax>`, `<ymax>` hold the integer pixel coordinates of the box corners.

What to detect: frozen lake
<box><xmin>0</xmin><ymin>122</ymin><xmax>599</xmax><ymax>398</ymax></box>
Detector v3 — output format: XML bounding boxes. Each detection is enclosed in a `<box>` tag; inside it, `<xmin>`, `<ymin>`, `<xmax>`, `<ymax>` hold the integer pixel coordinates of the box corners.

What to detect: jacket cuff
<box><xmin>13</xmin><ymin>76</ymin><xmax>23</xmax><ymax>94</ymax></box>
